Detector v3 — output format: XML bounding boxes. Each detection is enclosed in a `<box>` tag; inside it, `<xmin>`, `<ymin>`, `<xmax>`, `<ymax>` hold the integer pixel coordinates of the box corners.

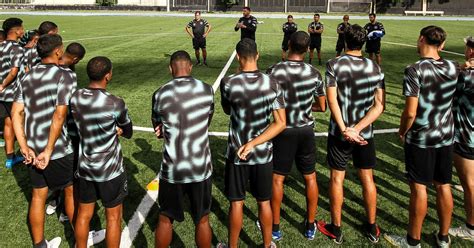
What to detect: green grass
<box><xmin>0</xmin><ymin>13</ymin><xmax>472</xmax><ymax>247</ymax></box>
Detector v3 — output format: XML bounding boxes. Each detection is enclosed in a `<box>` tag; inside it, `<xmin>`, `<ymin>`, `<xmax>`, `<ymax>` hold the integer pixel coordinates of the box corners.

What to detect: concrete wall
<box><xmin>117</xmin><ymin>0</ymin><xmax>166</xmax><ymax>6</ymax></box>
<box><xmin>32</xmin><ymin>0</ymin><xmax>95</xmax><ymax>4</ymax></box>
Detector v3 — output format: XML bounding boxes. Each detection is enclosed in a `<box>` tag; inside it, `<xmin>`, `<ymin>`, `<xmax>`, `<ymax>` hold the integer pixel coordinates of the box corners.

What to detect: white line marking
<box><xmin>212</xmin><ymin>50</ymin><xmax>237</xmax><ymax>91</ymax></box>
<box><xmin>120</xmin><ymin>189</ymin><xmax>159</xmax><ymax>248</ymax></box>
<box><xmin>382</xmin><ymin>41</ymin><xmax>464</xmax><ymax>56</ymax></box>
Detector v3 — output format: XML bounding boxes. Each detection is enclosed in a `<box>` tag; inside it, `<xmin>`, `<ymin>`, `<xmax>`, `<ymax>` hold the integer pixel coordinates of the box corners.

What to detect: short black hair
<box><xmin>420</xmin><ymin>25</ymin><xmax>446</xmax><ymax>46</ymax></box>
<box><xmin>195</xmin><ymin>11</ymin><xmax>201</xmax><ymax>15</ymax></box>
<box><xmin>37</xmin><ymin>34</ymin><xmax>63</xmax><ymax>59</ymax></box>
<box><xmin>369</xmin><ymin>13</ymin><xmax>376</xmax><ymax>18</ymax></box>
<box><xmin>314</xmin><ymin>13</ymin><xmax>320</xmax><ymax>17</ymax></box>
<box><xmin>287</xmin><ymin>15</ymin><xmax>293</xmax><ymax>19</ymax></box>
<box><xmin>38</xmin><ymin>21</ymin><xmax>58</xmax><ymax>35</ymax></box>
<box><xmin>243</xmin><ymin>7</ymin><xmax>251</xmax><ymax>11</ymax></box>
<box><xmin>170</xmin><ymin>50</ymin><xmax>191</xmax><ymax>65</ymax></box>
<box><xmin>66</xmin><ymin>42</ymin><xmax>86</xmax><ymax>60</ymax></box>
<box><xmin>289</xmin><ymin>31</ymin><xmax>309</xmax><ymax>54</ymax></box>
<box><xmin>344</xmin><ymin>24</ymin><xmax>367</xmax><ymax>51</ymax></box>
<box><xmin>236</xmin><ymin>38</ymin><xmax>257</xmax><ymax>59</ymax></box>
<box><xmin>87</xmin><ymin>56</ymin><xmax>112</xmax><ymax>81</ymax></box>
<box><xmin>2</xmin><ymin>18</ymin><xmax>23</xmax><ymax>34</ymax></box>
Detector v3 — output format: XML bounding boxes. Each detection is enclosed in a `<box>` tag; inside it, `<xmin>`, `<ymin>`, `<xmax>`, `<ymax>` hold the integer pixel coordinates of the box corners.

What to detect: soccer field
<box><xmin>0</xmin><ymin>13</ymin><xmax>472</xmax><ymax>247</ymax></box>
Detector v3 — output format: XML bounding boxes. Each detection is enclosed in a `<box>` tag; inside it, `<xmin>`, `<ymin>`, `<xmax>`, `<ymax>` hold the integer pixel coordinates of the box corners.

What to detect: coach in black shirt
<box><xmin>234</xmin><ymin>7</ymin><xmax>257</xmax><ymax>41</ymax></box>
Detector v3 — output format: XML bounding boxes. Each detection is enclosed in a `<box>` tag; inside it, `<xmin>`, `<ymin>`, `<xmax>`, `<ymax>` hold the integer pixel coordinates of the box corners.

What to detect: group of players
<box><xmin>0</xmin><ymin>6</ymin><xmax>473</xmax><ymax>248</ymax></box>
<box><xmin>185</xmin><ymin>8</ymin><xmax>386</xmax><ymax>67</ymax></box>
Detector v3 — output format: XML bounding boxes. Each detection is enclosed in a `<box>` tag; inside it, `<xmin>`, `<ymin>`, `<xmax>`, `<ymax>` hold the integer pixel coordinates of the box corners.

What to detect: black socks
<box><xmin>406</xmin><ymin>234</ymin><xmax>420</xmax><ymax>246</ymax></box>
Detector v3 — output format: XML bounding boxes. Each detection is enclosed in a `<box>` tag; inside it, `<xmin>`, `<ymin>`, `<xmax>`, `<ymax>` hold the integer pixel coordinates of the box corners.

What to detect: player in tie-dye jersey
<box><xmin>24</xmin><ymin>21</ymin><xmax>58</xmax><ymax>72</ymax></box>
<box><xmin>267</xmin><ymin>31</ymin><xmax>326</xmax><ymax>241</ymax></box>
<box><xmin>71</xmin><ymin>56</ymin><xmax>132</xmax><ymax>248</ymax></box>
<box><xmin>385</xmin><ymin>26</ymin><xmax>460</xmax><ymax>248</ymax></box>
<box><xmin>11</xmin><ymin>34</ymin><xmax>76</xmax><ymax>248</ymax></box>
<box><xmin>448</xmin><ymin>36</ymin><xmax>474</xmax><ymax>241</ymax></box>
<box><xmin>0</xmin><ymin>18</ymin><xmax>25</xmax><ymax>169</ymax></box>
<box><xmin>217</xmin><ymin>38</ymin><xmax>286</xmax><ymax>248</ymax></box>
<box><xmin>152</xmin><ymin>51</ymin><xmax>214</xmax><ymax>248</ymax></box>
<box><xmin>318</xmin><ymin>24</ymin><xmax>385</xmax><ymax>244</ymax></box>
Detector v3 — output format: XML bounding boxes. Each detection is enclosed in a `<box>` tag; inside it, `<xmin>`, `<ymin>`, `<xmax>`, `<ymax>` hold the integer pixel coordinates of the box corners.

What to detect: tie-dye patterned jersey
<box><xmin>326</xmin><ymin>54</ymin><xmax>385</xmax><ymax>140</ymax></box>
<box><xmin>403</xmin><ymin>58</ymin><xmax>460</xmax><ymax>148</ymax></box>
<box><xmin>24</xmin><ymin>46</ymin><xmax>40</xmax><ymax>71</ymax></box>
<box><xmin>0</xmin><ymin>40</ymin><xmax>25</xmax><ymax>102</ymax></box>
<box><xmin>220</xmin><ymin>71</ymin><xmax>285</xmax><ymax>165</ymax></box>
<box><xmin>70</xmin><ymin>88</ymin><xmax>132</xmax><ymax>182</ymax></box>
<box><xmin>453</xmin><ymin>68</ymin><xmax>473</xmax><ymax>147</ymax></box>
<box><xmin>152</xmin><ymin>76</ymin><xmax>214</xmax><ymax>184</ymax></box>
<box><xmin>267</xmin><ymin>60</ymin><xmax>325</xmax><ymax>128</ymax></box>
<box><xmin>14</xmin><ymin>63</ymin><xmax>76</xmax><ymax>160</ymax></box>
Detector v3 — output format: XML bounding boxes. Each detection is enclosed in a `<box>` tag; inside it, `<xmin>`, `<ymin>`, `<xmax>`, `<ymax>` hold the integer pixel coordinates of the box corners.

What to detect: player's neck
<box><xmin>287</xmin><ymin>53</ymin><xmax>304</xmax><ymax>61</ymax></box>
<box><xmin>239</xmin><ymin>62</ymin><xmax>258</xmax><ymax>72</ymax></box>
<box><xmin>420</xmin><ymin>47</ymin><xmax>441</xmax><ymax>60</ymax></box>
<box><xmin>88</xmin><ymin>81</ymin><xmax>107</xmax><ymax>89</ymax></box>
<box><xmin>345</xmin><ymin>49</ymin><xmax>362</xmax><ymax>57</ymax></box>
<box><xmin>6</xmin><ymin>34</ymin><xmax>19</xmax><ymax>41</ymax></box>
<box><xmin>173</xmin><ymin>72</ymin><xmax>191</xmax><ymax>78</ymax></box>
<box><xmin>59</xmin><ymin>55</ymin><xmax>73</xmax><ymax>67</ymax></box>
<box><xmin>41</xmin><ymin>57</ymin><xmax>59</xmax><ymax>65</ymax></box>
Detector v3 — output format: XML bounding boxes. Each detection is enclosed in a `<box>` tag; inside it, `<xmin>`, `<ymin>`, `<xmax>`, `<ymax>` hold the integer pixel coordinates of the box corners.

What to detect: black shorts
<box><xmin>78</xmin><ymin>172</ymin><xmax>128</xmax><ymax>208</ymax></box>
<box><xmin>310</xmin><ymin>37</ymin><xmax>321</xmax><ymax>51</ymax></box>
<box><xmin>28</xmin><ymin>153</ymin><xmax>75</xmax><ymax>191</ymax></box>
<box><xmin>454</xmin><ymin>142</ymin><xmax>474</xmax><ymax>160</ymax></box>
<box><xmin>158</xmin><ymin>177</ymin><xmax>212</xmax><ymax>224</ymax></box>
<box><xmin>365</xmin><ymin>40</ymin><xmax>381</xmax><ymax>54</ymax></box>
<box><xmin>273</xmin><ymin>126</ymin><xmax>316</xmax><ymax>175</ymax></box>
<box><xmin>0</xmin><ymin>101</ymin><xmax>13</xmax><ymax>119</ymax></box>
<box><xmin>192</xmin><ymin>37</ymin><xmax>206</xmax><ymax>50</ymax></box>
<box><xmin>225</xmin><ymin>160</ymin><xmax>272</xmax><ymax>202</ymax></box>
<box><xmin>336</xmin><ymin>39</ymin><xmax>345</xmax><ymax>52</ymax></box>
<box><xmin>405</xmin><ymin>143</ymin><xmax>453</xmax><ymax>185</ymax></box>
<box><xmin>282</xmin><ymin>38</ymin><xmax>290</xmax><ymax>51</ymax></box>
<box><xmin>327</xmin><ymin>134</ymin><xmax>376</xmax><ymax>171</ymax></box>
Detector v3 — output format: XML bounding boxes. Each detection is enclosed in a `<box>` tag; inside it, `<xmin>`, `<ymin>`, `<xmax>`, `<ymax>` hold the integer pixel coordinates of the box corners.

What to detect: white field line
<box><xmin>212</xmin><ymin>50</ymin><xmax>237</xmax><ymax>91</ymax></box>
<box><xmin>119</xmin><ymin>189</ymin><xmax>159</xmax><ymax>248</ymax></box>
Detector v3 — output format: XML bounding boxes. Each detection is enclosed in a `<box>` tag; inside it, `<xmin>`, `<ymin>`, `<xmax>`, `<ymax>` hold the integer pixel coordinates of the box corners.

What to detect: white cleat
<box><xmin>87</xmin><ymin>229</ymin><xmax>106</xmax><ymax>247</ymax></box>
<box><xmin>45</xmin><ymin>200</ymin><xmax>57</xmax><ymax>215</ymax></box>
<box><xmin>46</xmin><ymin>237</ymin><xmax>61</xmax><ymax>248</ymax></box>
<box><xmin>383</xmin><ymin>234</ymin><xmax>421</xmax><ymax>248</ymax></box>
<box><xmin>449</xmin><ymin>225</ymin><xmax>474</xmax><ymax>241</ymax></box>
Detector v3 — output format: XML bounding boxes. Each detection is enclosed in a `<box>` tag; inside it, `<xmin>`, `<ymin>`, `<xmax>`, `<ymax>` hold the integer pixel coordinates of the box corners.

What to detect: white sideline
<box><xmin>213</xmin><ymin>50</ymin><xmax>237</xmax><ymax>91</ymax></box>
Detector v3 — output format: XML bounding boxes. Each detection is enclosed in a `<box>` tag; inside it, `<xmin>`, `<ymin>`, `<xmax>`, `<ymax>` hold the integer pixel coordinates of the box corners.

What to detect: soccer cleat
<box><xmin>269</xmin><ymin>241</ymin><xmax>277</xmax><ymax>248</ymax></box>
<box><xmin>304</xmin><ymin>220</ymin><xmax>317</xmax><ymax>240</ymax></box>
<box><xmin>256</xmin><ymin>220</ymin><xmax>282</xmax><ymax>241</ymax></box>
<box><xmin>449</xmin><ymin>225</ymin><xmax>474</xmax><ymax>240</ymax></box>
<box><xmin>59</xmin><ymin>212</ymin><xmax>69</xmax><ymax>223</ymax></box>
<box><xmin>216</xmin><ymin>242</ymin><xmax>228</xmax><ymax>248</ymax></box>
<box><xmin>88</xmin><ymin>229</ymin><xmax>106</xmax><ymax>247</ymax></box>
<box><xmin>434</xmin><ymin>233</ymin><xmax>451</xmax><ymax>248</ymax></box>
<box><xmin>383</xmin><ymin>234</ymin><xmax>420</xmax><ymax>248</ymax></box>
<box><xmin>195</xmin><ymin>61</ymin><xmax>201</xmax><ymax>66</ymax></box>
<box><xmin>366</xmin><ymin>223</ymin><xmax>381</xmax><ymax>243</ymax></box>
<box><xmin>203</xmin><ymin>61</ymin><xmax>208</xmax><ymax>66</ymax></box>
<box><xmin>46</xmin><ymin>237</ymin><xmax>62</xmax><ymax>248</ymax></box>
<box><xmin>5</xmin><ymin>155</ymin><xmax>24</xmax><ymax>169</ymax></box>
<box><xmin>318</xmin><ymin>59</ymin><xmax>322</xmax><ymax>66</ymax></box>
<box><xmin>272</xmin><ymin>230</ymin><xmax>283</xmax><ymax>241</ymax></box>
<box><xmin>317</xmin><ymin>221</ymin><xmax>343</xmax><ymax>244</ymax></box>
<box><xmin>46</xmin><ymin>200</ymin><xmax>57</xmax><ymax>215</ymax></box>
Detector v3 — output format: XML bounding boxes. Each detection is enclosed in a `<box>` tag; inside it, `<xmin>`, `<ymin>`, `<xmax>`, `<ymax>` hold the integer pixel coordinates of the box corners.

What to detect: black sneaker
<box><xmin>203</xmin><ymin>61</ymin><xmax>208</xmax><ymax>66</ymax></box>
<box><xmin>318</xmin><ymin>59</ymin><xmax>322</xmax><ymax>66</ymax></box>
<box><xmin>365</xmin><ymin>223</ymin><xmax>381</xmax><ymax>243</ymax></box>
<box><xmin>317</xmin><ymin>221</ymin><xmax>343</xmax><ymax>244</ymax></box>
<box><xmin>195</xmin><ymin>61</ymin><xmax>201</xmax><ymax>66</ymax></box>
